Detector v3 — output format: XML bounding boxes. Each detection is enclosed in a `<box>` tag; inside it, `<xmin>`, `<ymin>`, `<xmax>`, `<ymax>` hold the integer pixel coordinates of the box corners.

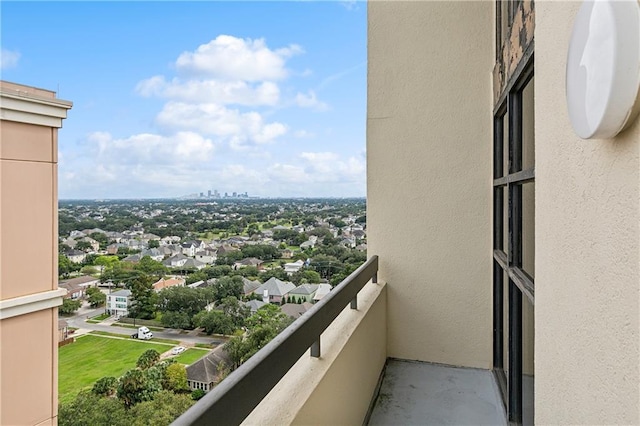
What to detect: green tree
<box><xmin>80</xmin><ymin>265</ymin><xmax>98</xmax><ymax>275</ymax></box>
<box><xmin>226</xmin><ymin>304</ymin><xmax>292</xmax><ymax>368</ymax></box>
<box><xmin>59</xmin><ymin>391</ymin><xmax>128</xmax><ymax>426</ymax></box>
<box><xmin>193</xmin><ymin>310</ymin><xmax>235</xmax><ymax>335</ymax></box>
<box><xmin>75</xmin><ymin>241</ymin><xmax>93</xmax><ymax>252</ymax></box>
<box><xmin>128</xmin><ymin>390</ymin><xmax>195</xmax><ymax>426</ymax></box>
<box><xmin>191</xmin><ymin>389</ymin><xmax>206</xmax><ymax>401</ymax></box>
<box><xmin>163</xmin><ymin>363</ymin><xmax>188</xmax><ymax>392</ymax></box>
<box><xmin>211</xmin><ymin>276</ymin><xmax>244</xmax><ymax>301</ymax></box>
<box><xmin>90</xmin><ymin>232</ymin><xmax>109</xmax><ymax>249</ymax></box>
<box><xmin>117</xmin><ymin>369</ymin><xmax>155</xmax><ymax>408</ymax></box>
<box><xmin>134</xmin><ymin>256</ymin><xmax>168</xmax><ymax>280</ymax></box>
<box><xmin>92</xmin><ymin>376</ymin><xmax>118</xmax><ymax>397</ymax></box>
<box><xmin>58</xmin><ymin>255</ymin><xmax>76</xmax><ymax>278</ymax></box>
<box><xmin>59</xmin><ymin>298</ymin><xmax>81</xmax><ymax>315</ymax></box>
<box><xmin>148</xmin><ymin>239</ymin><xmax>160</xmax><ymax>249</ymax></box>
<box><xmin>86</xmin><ymin>287</ymin><xmax>106</xmax><ymax>307</ymax></box>
<box><xmin>137</xmin><ymin>349</ymin><xmax>160</xmax><ymax>370</ymax></box>
<box><xmin>128</xmin><ymin>274</ymin><xmax>158</xmax><ymax>320</ymax></box>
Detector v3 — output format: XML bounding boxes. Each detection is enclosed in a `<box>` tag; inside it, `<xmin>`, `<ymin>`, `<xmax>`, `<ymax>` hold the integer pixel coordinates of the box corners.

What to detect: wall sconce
<box><xmin>566</xmin><ymin>0</ymin><xmax>640</xmax><ymax>139</ymax></box>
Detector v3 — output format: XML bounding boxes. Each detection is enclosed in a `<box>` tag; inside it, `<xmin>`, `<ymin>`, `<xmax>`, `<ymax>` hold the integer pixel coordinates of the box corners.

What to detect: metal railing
<box><xmin>173</xmin><ymin>255</ymin><xmax>379</xmax><ymax>426</ymax></box>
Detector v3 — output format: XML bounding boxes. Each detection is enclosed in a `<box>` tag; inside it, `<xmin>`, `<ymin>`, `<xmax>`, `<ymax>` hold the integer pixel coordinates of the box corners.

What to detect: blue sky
<box><xmin>1</xmin><ymin>1</ymin><xmax>366</xmax><ymax>199</ymax></box>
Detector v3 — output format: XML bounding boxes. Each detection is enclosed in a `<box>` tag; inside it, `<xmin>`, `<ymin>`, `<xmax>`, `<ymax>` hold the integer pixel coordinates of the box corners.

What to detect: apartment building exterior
<box><xmin>0</xmin><ymin>82</ymin><xmax>72</xmax><ymax>425</ymax></box>
<box><xmin>177</xmin><ymin>1</ymin><xmax>639</xmax><ymax>425</ymax></box>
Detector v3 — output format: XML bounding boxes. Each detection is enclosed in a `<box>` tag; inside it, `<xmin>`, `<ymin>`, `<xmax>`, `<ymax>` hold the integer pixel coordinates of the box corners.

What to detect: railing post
<box><xmin>311</xmin><ymin>337</ymin><xmax>321</xmax><ymax>358</ymax></box>
<box><xmin>350</xmin><ymin>295</ymin><xmax>357</xmax><ymax>310</ymax></box>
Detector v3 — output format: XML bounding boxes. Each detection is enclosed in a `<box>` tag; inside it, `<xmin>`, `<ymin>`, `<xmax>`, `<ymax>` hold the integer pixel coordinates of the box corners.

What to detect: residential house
<box><xmin>58</xmin><ymin>319</ymin><xmax>70</xmax><ymax>343</ymax></box>
<box><xmin>186</xmin><ymin>349</ymin><xmax>232</xmax><ymax>393</ymax></box>
<box><xmin>183</xmin><ymin>258</ymin><xmax>206</xmax><ymax>270</ymax></box>
<box><xmin>242</xmin><ymin>277</ymin><xmax>261</xmax><ymax>296</ymax></box>
<box><xmin>64</xmin><ymin>249</ymin><xmax>86</xmax><ymax>264</ymax></box>
<box><xmin>281</xmin><ymin>249</ymin><xmax>294</xmax><ymax>259</ymax></box>
<box><xmin>233</xmin><ymin>257</ymin><xmax>264</xmax><ymax>270</ymax></box>
<box><xmin>69</xmin><ymin>230</ymin><xmax>86</xmax><ymax>239</ymax></box>
<box><xmin>140</xmin><ymin>248</ymin><xmax>163</xmax><ymax>262</ymax></box>
<box><xmin>163</xmin><ymin>253</ymin><xmax>189</xmax><ymax>268</ymax></box>
<box><xmin>299</xmin><ymin>240</ymin><xmax>314</xmax><ymax>250</ymax></box>
<box><xmin>106</xmin><ymin>243</ymin><xmax>126</xmax><ymax>255</ymax></box>
<box><xmin>280</xmin><ymin>302</ymin><xmax>313</xmax><ymax>319</ymax></box>
<box><xmin>253</xmin><ymin>277</ymin><xmax>295</xmax><ymax>304</ymax></box>
<box><xmin>195</xmin><ymin>249</ymin><xmax>217</xmax><ymax>264</ymax></box>
<box><xmin>152</xmin><ymin>277</ymin><xmax>186</xmax><ymax>292</ymax></box>
<box><xmin>284</xmin><ymin>260</ymin><xmax>304</xmax><ymax>275</ymax></box>
<box><xmin>181</xmin><ymin>242</ymin><xmax>197</xmax><ymax>257</ymax></box>
<box><xmin>79</xmin><ymin>236</ymin><xmax>100</xmax><ymax>252</ymax></box>
<box><xmin>61</xmin><ymin>237</ymin><xmax>77</xmax><ymax>248</ymax></box>
<box><xmin>312</xmin><ymin>283</ymin><xmax>332</xmax><ymax>303</ymax></box>
<box><xmin>122</xmin><ymin>253</ymin><xmax>143</xmax><ymax>263</ymax></box>
<box><xmin>242</xmin><ymin>299</ymin><xmax>267</xmax><ymax>313</ymax></box>
<box><xmin>106</xmin><ymin>289</ymin><xmax>132</xmax><ymax>318</ymax></box>
<box><xmin>59</xmin><ymin>275</ymin><xmax>100</xmax><ymax>299</ymax></box>
<box><xmin>286</xmin><ymin>284</ymin><xmax>319</xmax><ymax>303</ymax></box>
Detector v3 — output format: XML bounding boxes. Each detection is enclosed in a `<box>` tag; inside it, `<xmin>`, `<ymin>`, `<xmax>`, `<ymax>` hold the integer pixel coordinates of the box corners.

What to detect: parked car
<box><xmin>171</xmin><ymin>346</ymin><xmax>186</xmax><ymax>355</ymax></box>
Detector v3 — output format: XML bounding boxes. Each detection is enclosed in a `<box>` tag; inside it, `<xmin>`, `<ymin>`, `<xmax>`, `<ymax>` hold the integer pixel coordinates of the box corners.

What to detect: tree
<box><xmin>76</xmin><ymin>241</ymin><xmax>93</xmax><ymax>252</ymax></box>
<box><xmin>58</xmin><ymin>255</ymin><xmax>77</xmax><ymax>278</ymax></box>
<box><xmin>193</xmin><ymin>310</ymin><xmax>235</xmax><ymax>335</ymax></box>
<box><xmin>134</xmin><ymin>256</ymin><xmax>168</xmax><ymax>280</ymax></box>
<box><xmin>148</xmin><ymin>239</ymin><xmax>160</xmax><ymax>249</ymax></box>
<box><xmin>226</xmin><ymin>304</ymin><xmax>292</xmax><ymax>368</ymax></box>
<box><xmin>211</xmin><ymin>276</ymin><xmax>243</xmax><ymax>301</ymax></box>
<box><xmin>80</xmin><ymin>265</ymin><xmax>98</xmax><ymax>275</ymax></box>
<box><xmin>128</xmin><ymin>390</ymin><xmax>194</xmax><ymax>426</ymax></box>
<box><xmin>128</xmin><ymin>274</ymin><xmax>158</xmax><ymax>320</ymax></box>
<box><xmin>117</xmin><ymin>368</ymin><xmax>157</xmax><ymax>408</ymax></box>
<box><xmin>92</xmin><ymin>376</ymin><xmax>118</xmax><ymax>397</ymax></box>
<box><xmin>163</xmin><ymin>363</ymin><xmax>188</xmax><ymax>392</ymax></box>
<box><xmin>90</xmin><ymin>232</ymin><xmax>109</xmax><ymax>249</ymax></box>
<box><xmin>59</xmin><ymin>391</ymin><xmax>128</xmax><ymax>426</ymax></box>
<box><xmin>59</xmin><ymin>298</ymin><xmax>81</xmax><ymax>315</ymax></box>
<box><xmin>137</xmin><ymin>349</ymin><xmax>160</xmax><ymax>370</ymax></box>
<box><xmin>191</xmin><ymin>389</ymin><xmax>206</xmax><ymax>401</ymax></box>
<box><xmin>86</xmin><ymin>287</ymin><xmax>106</xmax><ymax>307</ymax></box>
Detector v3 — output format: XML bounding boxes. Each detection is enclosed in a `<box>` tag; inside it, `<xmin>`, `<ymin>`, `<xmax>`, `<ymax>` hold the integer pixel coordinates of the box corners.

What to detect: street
<box><xmin>63</xmin><ymin>302</ymin><xmax>226</xmax><ymax>346</ymax></box>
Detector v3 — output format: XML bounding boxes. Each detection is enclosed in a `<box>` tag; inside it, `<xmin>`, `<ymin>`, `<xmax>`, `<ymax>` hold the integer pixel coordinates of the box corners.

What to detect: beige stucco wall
<box><xmin>535</xmin><ymin>2</ymin><xmax>640</xmax><ymax>424</ymax></box>
<box><xmin>367</xmin><ymin>1</ymin><xmax>493</xmax><ymax>368</ymax></box>
<box><xmin>0</xmin><ymin>82</ymin><xmax>70</xmax><ymax>425</ymax></box>
<box><xmin>244</xmin><ymin>282</ymin><xmax>387</xmax><ymax>425</ymax></box>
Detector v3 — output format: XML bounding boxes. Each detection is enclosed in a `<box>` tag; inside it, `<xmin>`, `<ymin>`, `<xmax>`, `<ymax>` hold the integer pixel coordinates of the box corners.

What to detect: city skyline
<box><xmin>1</xmin><ymin>2</ymin><xmax>367</xmax><ymax>199</ymax></box>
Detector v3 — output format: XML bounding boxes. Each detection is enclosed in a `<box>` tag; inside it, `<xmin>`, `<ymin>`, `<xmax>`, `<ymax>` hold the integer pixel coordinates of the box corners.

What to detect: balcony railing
<box><xmin>172</xmin><ymin>255</ymin><xmax>379</xmax><ymax>426</ymax></box>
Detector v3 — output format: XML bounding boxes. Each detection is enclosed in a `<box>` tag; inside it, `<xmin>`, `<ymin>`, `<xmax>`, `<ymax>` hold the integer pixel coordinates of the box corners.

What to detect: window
<box><xmin>492</xmin><ymin>35</ymin><xmax>534</xmax><ymax>425</ymax></box>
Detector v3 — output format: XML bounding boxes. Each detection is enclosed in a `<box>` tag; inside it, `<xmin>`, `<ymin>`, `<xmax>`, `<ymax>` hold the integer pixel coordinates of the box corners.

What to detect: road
<box><xmin>63</xmin><ymin>303</ymin><xmax>225</xmax><ymax>346</ymax></box>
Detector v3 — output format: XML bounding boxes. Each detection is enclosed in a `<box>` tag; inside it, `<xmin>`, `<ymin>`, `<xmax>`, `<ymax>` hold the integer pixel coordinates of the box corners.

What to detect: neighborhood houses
<box><xmin>57</xmin><ymin>198</ymin><xmax>367</xmax><ymax>424</ymax></box>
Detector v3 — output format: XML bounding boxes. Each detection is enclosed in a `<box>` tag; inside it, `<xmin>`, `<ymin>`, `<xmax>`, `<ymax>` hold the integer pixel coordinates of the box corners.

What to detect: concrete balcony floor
<box><xmin>368</xmin><ymin>359</ymin><xmax>507</xmax><ymax>426</ymax></box>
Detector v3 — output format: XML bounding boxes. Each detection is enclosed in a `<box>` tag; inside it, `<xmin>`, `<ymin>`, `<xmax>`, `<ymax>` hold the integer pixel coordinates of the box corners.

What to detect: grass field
<box><xmin>173</xmin><ymin>348</ymin><xmax>209</xmax><ymax>365</ymax></box>
<box><xmin>58</xmin><ymin>335</ymin><xmax>173</xmax><ymax>404</ymax></box>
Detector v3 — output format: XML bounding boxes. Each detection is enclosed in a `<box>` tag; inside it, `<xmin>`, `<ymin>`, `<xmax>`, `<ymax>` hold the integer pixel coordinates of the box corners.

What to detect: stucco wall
<box><xmin>244</xmin><ymin>282</ymin><xmax>387</xmax><ymax>425</ymax></box>
<box><xmin>535</xmin><ymin>2</ymin><xmax>640</xmax><ymax>424</ymax></box>
<box><xmin>367</xmin><ymin>1</ymin><xmax>493</xmax><ymax>368</ymax></box>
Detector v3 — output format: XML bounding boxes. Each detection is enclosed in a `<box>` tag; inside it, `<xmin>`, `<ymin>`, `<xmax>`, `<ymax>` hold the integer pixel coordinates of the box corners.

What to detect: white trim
<box><xmin>0</xmin><ymin>91</ymin><xmax>72</xmax><ymax>128</ymax></box>
<box><xmin>0</xmin><ymin>288</ymin><xmax>67</xmax><ymax>320</ymax></box>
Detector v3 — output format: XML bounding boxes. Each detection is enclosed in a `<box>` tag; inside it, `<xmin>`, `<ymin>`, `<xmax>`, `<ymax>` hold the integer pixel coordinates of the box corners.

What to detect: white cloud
<box><xmin>156</xmin><ymin>102</ymin><xmax>287</xmax><ymax>149</ymax></box>
<box><xmin>87</xmin><ymin>131</ymin><xmax>215</xmax><ymax>165</ymax></box>
<box><xmin>295</xmin><ymin>90</ymin><xmax>328</xmax><ymax>111</ymax></box>
<box><xmin>175</xmin><ymin>35</ymin><xmax>302</xmax><ymax>81</ymax></box>
<box><xmin>136</xmin><ymin>76</ymin><xmax>280</xmax><ymax>106</ymax></box>
<box><xmin>293</xmin><ymin>130</ymin><xmax>315</xmax><ymax>139</ymax></box>
<box><xmin>0</xmin><ymin>48</ymin><xmax>20</xmax><ymax>69</ymax></box>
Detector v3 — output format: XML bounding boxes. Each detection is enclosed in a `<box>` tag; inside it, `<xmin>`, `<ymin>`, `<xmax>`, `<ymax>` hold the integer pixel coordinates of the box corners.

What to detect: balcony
<box><xmin>173</xmin><ymin>256</ymin><xmax>506</xmax><ymax>425</ymax></box>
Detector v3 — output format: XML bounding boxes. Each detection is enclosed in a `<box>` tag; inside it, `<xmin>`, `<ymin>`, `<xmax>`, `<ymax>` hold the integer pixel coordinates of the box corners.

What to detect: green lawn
<box><xmin>173</xmin><ymin>348</ymin><xmax>209</xmax><ymax>366</ymax></box>
<box><xmin>58</xmin><ymin>335</ymin><xmax>173</xmax><ymax>404</ymax></box>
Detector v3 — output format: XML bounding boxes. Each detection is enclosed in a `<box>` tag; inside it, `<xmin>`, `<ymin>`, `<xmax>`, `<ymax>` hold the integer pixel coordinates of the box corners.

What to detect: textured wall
<box><xmin>367</xmin><ymin>1</ymin><xmax>493</xmax><ymax>368</ymax></box>
<box><xmin>535</xmin><ymin>2</ymin><xmax>640</xmax><ymax>424</ymax></box>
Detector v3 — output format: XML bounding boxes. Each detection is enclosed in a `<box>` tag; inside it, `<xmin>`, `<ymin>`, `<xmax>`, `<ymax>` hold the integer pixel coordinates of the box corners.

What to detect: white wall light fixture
<box><xmin>566</xmin><ymin>0</ymin><xmax>640</xmax><ymax>139</ymax></box>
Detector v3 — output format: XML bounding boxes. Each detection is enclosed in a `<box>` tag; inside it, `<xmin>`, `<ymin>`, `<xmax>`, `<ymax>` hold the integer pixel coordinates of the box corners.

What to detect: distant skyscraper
<box><xmin>207</xmin><ymin>190</ymin><xmax>212</xmax><ymax>198</ymax></box>
<box><xmin>199</xmin><ymin>192</ymin><xmax>204</xmax><ymax>198</ymax></box>
<box><xmin>232</xmin><ymin>192</ymin><xmax>237</xmax><ymax>198</ymax></box>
